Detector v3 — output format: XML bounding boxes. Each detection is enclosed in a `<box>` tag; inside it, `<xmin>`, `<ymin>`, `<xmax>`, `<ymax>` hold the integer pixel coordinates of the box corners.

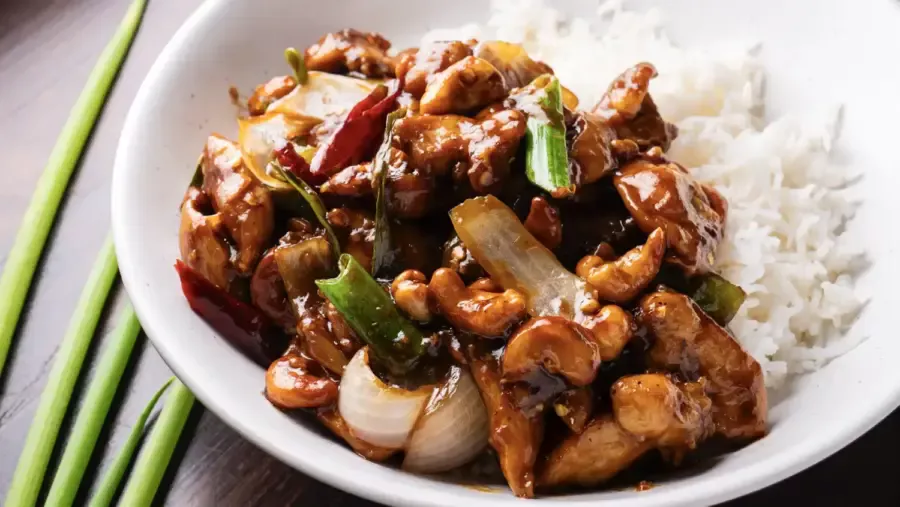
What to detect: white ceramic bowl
<box><xmin>112</xmin><ymin>0</ymin><xmax>900</xmax><ymax>505</ymax></box>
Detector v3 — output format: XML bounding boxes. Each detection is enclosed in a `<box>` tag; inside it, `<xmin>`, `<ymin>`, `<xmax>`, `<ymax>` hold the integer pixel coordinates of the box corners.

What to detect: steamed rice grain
<box><xmin>426</xmin><ymin>0</ymin><xmax>865</xmax><ymax>388</ymax></box>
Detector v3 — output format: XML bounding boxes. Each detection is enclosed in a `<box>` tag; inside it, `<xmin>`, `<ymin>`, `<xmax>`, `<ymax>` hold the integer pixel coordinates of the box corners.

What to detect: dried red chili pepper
<box><xmin>309</xmin><ymin>80</ymin><xmax>403</xmax><ymax>179</ymax></box>
<box><xmin>175</xmin><ymin>260</ymin><xmax>287</xmax><ymax>366</ymax></box>
<box><xmin>275</xmin><ymin>143</ymin><xmax>316</xmax><ymax>183</ymax></box>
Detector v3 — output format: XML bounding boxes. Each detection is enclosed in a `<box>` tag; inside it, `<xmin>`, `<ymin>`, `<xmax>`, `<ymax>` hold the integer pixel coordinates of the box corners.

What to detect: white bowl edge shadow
<box><xmin>111</xmin><ymin>0</ymin><xmax>900</xmax><ymax>505</ymax></box>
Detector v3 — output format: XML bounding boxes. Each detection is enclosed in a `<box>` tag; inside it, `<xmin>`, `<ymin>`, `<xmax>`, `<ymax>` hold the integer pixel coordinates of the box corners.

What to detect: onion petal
<box><xmin>403</xmin><ymin>366</ymin><xmax>489</xmax><ymax>473</ymax></box>
<box><xmin>269</xmin><ymin>71</ymin><xmax>380</xmax><ymax>119</ymax></box>
<box><xmin>450</xmin><ymin>195</ymin><xmax>590</xmax><ymax>319</ymax></box>
<box><xmin>339</xmin><ymin>348</ymin><xmax>432</xmax><ymax>449</ymax></box>
<box><xmin>237</xmin><ymin>112</ymin><xmax>320</xmax><ymax>190</ymax></box>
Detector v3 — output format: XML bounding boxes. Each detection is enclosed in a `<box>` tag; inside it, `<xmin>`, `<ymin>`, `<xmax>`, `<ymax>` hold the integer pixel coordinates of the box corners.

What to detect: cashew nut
<box><xmin>265</xmin><ymin>354</ymin><xmax>338</xmax><ymax>409</ymax></box>
<box><xmin>578</xmin><ymin>305</ymin><xmax>634</xmax><ymax>361</ymax></box>
<box><xmin>502</xmin><ymin>317</ymin><xmax>601</xmax><ymax>386</ymax></box>
<box><xmin>390</xmin><ymin>270</ymin><xmax>433</xmax><ymax>322</ymax></box>
<box><xmin>429</xmin><ymin>268</ymin><xmax>526</xmax><ymax>337</ymax></box>
<box><xmin>576</xmin><ymin>227</ymin><xmax>666</xmax><ymax>303</ymax></box>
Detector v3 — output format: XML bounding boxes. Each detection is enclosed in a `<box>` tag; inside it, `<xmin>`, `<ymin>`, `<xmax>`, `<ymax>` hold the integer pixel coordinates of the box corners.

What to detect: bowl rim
<box><xmin>111</xmin><ymin>0</ymin><xmax>900</xmax><ymax>505</ymax></box>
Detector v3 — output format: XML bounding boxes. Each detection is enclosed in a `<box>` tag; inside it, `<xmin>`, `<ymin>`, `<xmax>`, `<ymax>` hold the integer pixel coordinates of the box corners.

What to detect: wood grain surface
<box><xmin>0</xmin><ymin>1</ymin><xmax>897</xmax><ymax>505</ymax></box>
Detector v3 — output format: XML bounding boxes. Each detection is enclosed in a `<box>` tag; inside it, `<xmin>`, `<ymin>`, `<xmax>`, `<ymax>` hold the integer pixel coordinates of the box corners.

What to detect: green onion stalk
<box><xmin>270</xmin><ymin>161</ymin><xmax>341</xmax><ymax>257</ymax></box>
<box><xmin>284</xmin><ymin>47</ymin><xmax>309</xmax><ymax>85</ymax></box>
<box><xmin>86</xmin><ymin>379</ymin><xmax>174</xmax><ymax>507</ymax></box>
<box><xmin>317</xmin><ymin>254</ymin><xmax>425</xmax><ymax>375</ymax></box>
<box><xmin>44</xmin><ymin>305</ymin><xmax>145</xmax><ymax>507</ymax></box>
<box><xmin>4</xmin><ymin>238</ymin><xmax>119</xmax><ymax>507</ymax></box>
<box><xmin>0</xmin><ymin>0</ymin><xmax>148</xmax><ymax>379</ymax></box>
<box><xmin>117</xmin><ymin>380</ymin><xmax>195</xmax><ymax>506</ymax></box>
<box><xmin>523</xmin><ymin>75</ymin><xmax>572</xmax><ymax>197</ymax></box>
<box><xmin>370</xmin><ymin>108</ymin><xmax>406</xmax><ymax>277</ymax></box>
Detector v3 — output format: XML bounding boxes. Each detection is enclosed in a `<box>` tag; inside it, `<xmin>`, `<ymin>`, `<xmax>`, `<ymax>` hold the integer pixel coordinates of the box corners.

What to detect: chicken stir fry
<box><xmin>175</xmin><ymin>29</ymin><xmax>764</xmax><ymax>498</ymax></box>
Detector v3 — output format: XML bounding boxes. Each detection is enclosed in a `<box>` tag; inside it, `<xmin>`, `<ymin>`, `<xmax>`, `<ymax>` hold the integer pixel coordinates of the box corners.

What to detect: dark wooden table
<box><xmin>0</xmin><ymin>1</ymin><xmax>898</xmax><ymax>505</ymax></box>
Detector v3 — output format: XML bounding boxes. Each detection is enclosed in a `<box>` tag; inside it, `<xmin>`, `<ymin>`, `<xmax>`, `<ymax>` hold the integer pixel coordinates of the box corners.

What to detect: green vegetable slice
<box><xmin>4</xmin><ymin>237</ymin><xmax>119</xmax><ymax>507</ymax></box>
<box><xmin>270</xmin><ymin>161</ymin><xmax>341</xmax><ymax>257</ymax></box>
<box><xmin>284</xmin><ymin>47</ymin><xmax>309</xmax><ymax>86</ymax></box>
<box><xmin>0</xmin><ymin>0</ymin><xmax>147</xmax><ymax>380</ymax></box>
<box><xmin>45</xmin><ymin>305</ymin><xmax>145</xmax><ymax>507</ymax></box>
<box><xmin>523</xmin><ymin>75</ymin><xmax>572</xmax><ymax>197</ymax></box>
<box><xmin>690</xmin><ymin>272</ymin><xmax>747</xmax><ymax>326</ymax></box>
<box><xmin>86</xmin><ymin>378</ymin><xmax>174</xmax><ymax>507</ymax></box>
<box><xmin>316</xmin><ymin>254</ymin><xmax>425</xmax><ymax>375</ymax></box>
<box><xmin>117</xmin><ymin>381</ymin><xmax>195</xmax><ymax>506</ymax></box>
<box><xmin>371</xmin><ymin>108</ymin><xmax>406</xmax><ymax>277</ymax></box>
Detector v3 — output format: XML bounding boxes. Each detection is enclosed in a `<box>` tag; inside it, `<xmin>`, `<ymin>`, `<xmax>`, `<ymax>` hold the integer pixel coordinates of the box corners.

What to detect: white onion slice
<box><xmin>339</xmin><ymin>348</ymin><xmax>432</xmax><ymax>449</ymax></box>
<box><xmin>268</xmin><ymin>71</ymin><xmax>379</xmax><ymax>119</ymax></box>
<box><xmin>451</xmin><ymin>195</ymin><xmax>590</xmax><ymax>319</ymax></box>
<box><xmin>402</xmin><ymin>366</ymin><xmax>489</xmax><ymax>473</ymax></box>
<box><xmin>237</xmin><ymin>111</ymin><xmax>320</xmax><ymax>189</ymax></box>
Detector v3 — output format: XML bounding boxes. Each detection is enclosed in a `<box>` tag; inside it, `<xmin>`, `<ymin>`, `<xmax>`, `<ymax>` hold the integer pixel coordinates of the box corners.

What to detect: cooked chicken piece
<box><xmin>593</xmin><ymin>62</ymin><xmax>677</xmax><ymax>151</ymax></box>
<box><xmin>566</xmin><ymin>111</ymin><xmax>617</xmax><ymax>185</ymax></box>
<box><xmin>200</xmin><ymin>134</ymin><xmax>274</xmax><ymax>275</ymax></box>
<box><xmin>638</xmin><ymin>291</ymin><xmax>767</xmax><ymax>439</ymax></box>
<box><xmin>420</xmin><ymin>56</ymin><xmax>507</xmax><ymax>115</ymax></box>
<box><xmin>466</xmin><ymin>343</ymin><xmax>544</xmax><ymax>498</ymax></box>
<box><xmin>538</xmin><ymin>415</ymin><xmax>651</xmax><ymax>488</ymax></box>
<box><xmin>554</xmin><ymin>387</ymin><xmax>593</xmax><ymax>433</ymax></box>
<box><xmin>304</xmin><ymin>29</ymin><xmax>395</xmax><ymax>78</ymax></box>
<box><xmin>317</xmin><ymin>406</ymin><xmax>397</xmax><ymax>461</ymax></box>
<box><xmin>320</xmin><ymin>161</ymin><xmax>373</xmax><ymax>197</ymax></box>
<box><xmin>539</xmin><ymin>374</ymin><xmax>712</xmax><ymax>489</ymax></box>
<box><xmin>247</xmin><ymin>75</ymin><xmax>296</xmax><ymax>115</ymax></box>
<box><xmin>250</xmin><ymin>249</ymin><xmax>294</xmax><ymax>331</ymax></box>
<box><xmin>614</xmin><ymin>159</ymin><xmax>726</xmax><ymax>274</ymax></box>
<box><xmin>388</xmin><ymin>110</ymin><xmax>526</xmax><ymax>211</ymax></box>
<box><xmin>179</xmin><ymin>187</ymin><xmax>234</xmax><ymax>291</ymax></box>
<box><xmin>396</xmin><ymin>41</ymin><xmax>473</xmax><ymax>98</ymax></box>
<box><xmin>325</xmin><ymin>207</ymin><xmax>375</xmax><ymax>272</ymax></box>
<box><xmin>523</xmin><ymin>197</ymin><xmax>562</xmax><ymax>250</ymax></box>
<box><xmin>611</xmin><ymin>374</ymin><xmax>713</xmax><ymax>450</ymax></box>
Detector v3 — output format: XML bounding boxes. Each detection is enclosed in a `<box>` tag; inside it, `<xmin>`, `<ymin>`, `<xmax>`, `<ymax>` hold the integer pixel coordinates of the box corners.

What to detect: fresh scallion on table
<box><xmin>87</xmin><ymin>378</ymin><xmax>174</xmax><ymax>507</ymax></box>
<box><xmin>0</xmin><ymin>0</ymin><xmax>148</xmax><ymax>378</ymax></box>
<box><xmin>4</xmin><ymin>237</ymin><xmax>119</xmax><ymax>507</ymax></box>
<box><xmin>44</xmin><ymin>305</ymin><xmax>145</xmax><ymax>507</ymax></box>
<box><xmin>117</xmin><ymin>380</ymin><xmax>196</xmax><ymax>506</ymax></box>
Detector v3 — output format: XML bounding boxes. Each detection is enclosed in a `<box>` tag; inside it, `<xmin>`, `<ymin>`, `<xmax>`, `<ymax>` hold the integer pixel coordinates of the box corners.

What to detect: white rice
<box><xmin>425</xmin><ymin>0</ymin><xmax>865</xmax><ymax>388</ymax></box>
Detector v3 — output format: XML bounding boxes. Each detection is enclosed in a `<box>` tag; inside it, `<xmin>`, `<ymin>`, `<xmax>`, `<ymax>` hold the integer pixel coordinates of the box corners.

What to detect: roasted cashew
<box><xmin>469</xmin><ymin>277</ymin><xmax>501</xmax><ymax>293</ymax></box>
<box><xmin>502</xmin><ymin>317</ymin><xmax>601</xmax><ymax>386</ymax></box>
<box><xmin>265</xmin><ymin>354</ymin><xmax>338</xmax><ymax>409</ymax></box>
<box><xmin>429</xmin><ymin>268</ymin><xmax>526</xmax><ymax>337</ymax></box>
<box><xmin>390</xmin><ymin>270</ymin><xmax>433</xmax><ymax>322</ymax></box>
<box><xmin>578</xmin><ymin>305</ymin><xmax>634</xmax><ymax>361</ymax></box>
<box><xmin>420</xmin><ymin>56</ymin><xmax>507</xmax><ymax>115</ymax></box>
<box><xmin>576</xmin><ymin>227</ymin><xmax>666</xmax><ymax>303</ymax></box>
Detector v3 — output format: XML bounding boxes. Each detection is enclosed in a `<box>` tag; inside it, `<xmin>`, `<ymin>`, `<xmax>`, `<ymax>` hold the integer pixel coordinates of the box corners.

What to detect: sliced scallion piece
<box><xmin>371</xmin><ymin>108</ymin><xmax>406</xmax><ymax>277</ymax></box>
<box><xmin>117</xmin><ymin>380</ymin><xmax>195</xmax><ymax>506</ymax></box>
<box><xmin>0</xmin><ymin>0</ymin><xmax>148</xmax><ymax>379</ymax></box>
<box><xmin>45</xmin><ymin>305</ymin><xmax>144</xmax><ymax>507</ymax></box>
<box><xmin>523</xmin><ymin>75</ymin><xmax>572</xmax><ymax>197</ymax></box>
<box><xmin>284</xmin><ymin>47</ymin><xmax>308</xmax><ymax>85</ymax></box>
<box><xmin>316</xmin><ymin>254</ymin><xmax>425</xmax><ymax>375</ymax></box>
<box><xmin>4</xmin><ymin>237</ymin><xmax>119</xmax><ymax>507</ymax></box>
<box><xmin>86</xmin><ymin>378</ymin><xmax>174</xmax><ymax>507</ymax></box>
<box><xmin>270</xmin><ymin>160</ymin><xmax>341</xmax><ymax>256</ymax></box>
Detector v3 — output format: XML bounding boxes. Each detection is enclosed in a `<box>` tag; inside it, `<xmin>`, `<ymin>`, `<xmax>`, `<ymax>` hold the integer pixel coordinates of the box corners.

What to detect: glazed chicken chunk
<box><xmin>305</xmin><ymin>29</ymin><xmax>396</xmax><ymax>78</ymax></box>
